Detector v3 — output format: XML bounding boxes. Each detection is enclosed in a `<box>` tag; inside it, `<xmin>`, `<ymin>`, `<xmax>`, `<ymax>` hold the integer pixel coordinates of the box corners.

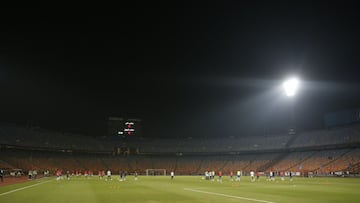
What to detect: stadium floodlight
<box><xmin>283</xmin><ymin>77</ymin><xmax>299</xmax><ymax>97</ymax></box>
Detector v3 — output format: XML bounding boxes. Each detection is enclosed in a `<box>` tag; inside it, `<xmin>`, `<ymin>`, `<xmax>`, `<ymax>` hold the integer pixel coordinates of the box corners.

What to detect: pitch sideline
<box><xmin>0</xmin><ymin>179</ymin><xmax>53</xmax><ymax>197</ymax></box>
<box><xmin>184</xmin><ymin>188</ymin><xmax>277</xmax><ymax>203</ymax></box>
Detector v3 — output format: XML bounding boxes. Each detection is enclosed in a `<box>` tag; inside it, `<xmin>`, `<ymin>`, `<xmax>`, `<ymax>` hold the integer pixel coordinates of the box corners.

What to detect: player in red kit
<box><xmin>280</xmin><ymin>171</ymin><xmax>285</xmax><ymax>181</ymax></box>
<box><xmin>257</xmin><ymin>171</ymin><xmax>261</xmax><ymax>181</ymax></box>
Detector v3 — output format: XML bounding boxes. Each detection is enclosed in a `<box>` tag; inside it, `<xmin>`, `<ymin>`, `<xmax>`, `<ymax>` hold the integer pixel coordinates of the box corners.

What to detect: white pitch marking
<box><xmin>0</xmin><ymin>179</ymin><xmax>52</xmax><ymax>196</ymax></box>
<box><xmin>184</xmin><ymin>188</ymin><xmax>276</xmax><ymax>203</ymax></box>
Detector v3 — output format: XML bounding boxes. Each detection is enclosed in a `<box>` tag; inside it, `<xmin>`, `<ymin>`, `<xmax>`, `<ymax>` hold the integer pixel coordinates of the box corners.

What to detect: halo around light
<box><xmin>283</xmin><ymin>77</ymin><xmax>299</xmax><ymax>97</ymax></box>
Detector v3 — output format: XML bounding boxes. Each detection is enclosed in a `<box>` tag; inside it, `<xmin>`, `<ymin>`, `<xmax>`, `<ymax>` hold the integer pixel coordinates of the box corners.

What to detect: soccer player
<box><xmin>56</xmin><ymin>170</ymin><xmax>62</xmax><ymax>181</ymax></box>
<box><xmin>33</xmin><ymin>170</ymin><xmax>37</xmax><ymax>179</ymax></box>
<box><xmin>66</xmin><ymin>170</ymin><xmax>70</xmax><ymax>180</ymax></box>
<box><xmin>134</xmin><ymin>171</ymin><xmax>138</xmax><ymax>181</ymax></box>
<box><xmin>250</xmin><ymin>171</ymin><xmax>255</xmax><ymax>182</ymax></box>
<box><xmin>280</xmin><ymin>171</ymin><xmax>285</xmax><ymax>181</ymax></box>
<box><xmin>0</xmin><ymin>169</ymin><xmax>4</xmax><ymax>183</ymax></box>
<box><xmin>170</xmin><ymin>171</ymin><xmax>174</xmax><ymax>180</ymax></box>
<box><xmin>101</xmin><ymin>170</ymin><xmax>105</xmax><ymax>179</ymax></box>
<box><xmin>236</xmin><ymin>170</ymin><xmax>241</xmax><ymax>181</ymax></box>
<box><xmin>289</xmin><ymin>171</ymin><xmax>293</xmax><ymax>181</ymax></box>
<box><xmin>256</xmin><ymin>171</ymin><xmax>261</xmax><ymax>181</ymax></box>
<box><xmin>218</xmin><ymin>171</ymin><xmax>222</xmax><ymax>183</ymax></box>
<box><xmin>119</xmin><ymin>171</ymin><xmax>123</xmax><ymax>181</ymax></box>
<box><xmin>107</xmin><ymin>170</ymin><xmax>112</xmax><ymax>181</ymax></box>
<box><xmin>229</xmin><ymin>171</ymin><xmax>234</xmax><ymax>181</ymax></box>
<box><xmin>271</xmin><ymin>171</ymin><xmax>275</xmax><ymax>181</ymax></box>
<box><xmin>28</xmin><ymin>170</ymin><xmax>32</xmax><ymax>180</ymax></box>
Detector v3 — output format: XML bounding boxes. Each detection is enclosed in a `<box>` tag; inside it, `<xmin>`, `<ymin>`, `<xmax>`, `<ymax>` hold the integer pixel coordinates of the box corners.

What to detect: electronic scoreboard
<box><xmin>107</xmin><ymin>117</ymin><xmax>141</xmax><ymax>137</ymax></box>
<box><xmin>124</xmin><ymin>121</ymin><xmax>135</xmax><ymax>135</ymax></box>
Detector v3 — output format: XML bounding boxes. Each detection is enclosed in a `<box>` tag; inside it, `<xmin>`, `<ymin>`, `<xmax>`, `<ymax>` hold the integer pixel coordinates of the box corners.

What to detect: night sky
<box><xmin>1</xmin><ymin>2</ymin><xmax>360</xmax><ymax>138</ymax></box>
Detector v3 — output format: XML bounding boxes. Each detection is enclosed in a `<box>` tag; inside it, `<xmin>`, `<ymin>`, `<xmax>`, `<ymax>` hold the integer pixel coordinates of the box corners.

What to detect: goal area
<box><xmin>145</xmin><ymin>169</ymin><xmax>166</xmax><ymax>176</ymax></box>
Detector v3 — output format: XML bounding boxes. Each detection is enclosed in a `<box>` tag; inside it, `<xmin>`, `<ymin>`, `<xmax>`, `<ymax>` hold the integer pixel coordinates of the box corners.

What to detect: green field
<box><xmin>1</xmin><ymin>176</ymin><xmax>360</xmax><ymax>203</ymax></box>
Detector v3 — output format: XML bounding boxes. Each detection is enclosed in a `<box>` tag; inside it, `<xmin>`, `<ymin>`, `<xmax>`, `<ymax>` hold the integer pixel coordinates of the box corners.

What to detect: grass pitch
<box><xmin>1</xmin><ymin>176</ymin><xmax>360</xmax><ymax>203</ymax></box>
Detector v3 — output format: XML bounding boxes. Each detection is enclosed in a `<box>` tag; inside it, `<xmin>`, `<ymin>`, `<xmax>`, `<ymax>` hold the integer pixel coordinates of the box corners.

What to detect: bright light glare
<box><xmin>283</xmin><ymin>78</ymin><xmax>299</xmax><ymax>97</ymax></box>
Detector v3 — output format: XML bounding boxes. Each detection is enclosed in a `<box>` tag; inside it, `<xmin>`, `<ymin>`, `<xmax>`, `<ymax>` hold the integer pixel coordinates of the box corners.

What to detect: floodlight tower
<box><xmin>283</xmin><ymin>77</ymin><xmax>300</xmax><ymax>134</ymax></box>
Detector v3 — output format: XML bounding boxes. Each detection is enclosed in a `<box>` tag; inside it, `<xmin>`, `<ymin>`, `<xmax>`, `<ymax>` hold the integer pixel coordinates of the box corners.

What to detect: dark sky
<box><xmin>1</xmin><ymin>2</ymin><xmax>360</xmax><ymax>137</ymax></box>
